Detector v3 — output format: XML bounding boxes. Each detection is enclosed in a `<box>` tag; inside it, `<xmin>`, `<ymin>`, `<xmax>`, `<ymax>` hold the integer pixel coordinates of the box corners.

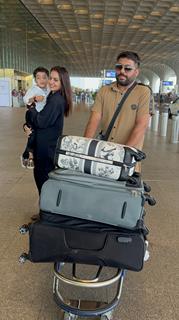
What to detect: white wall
<box><xmin>0</xmin><ymin>78</ymin><xmax>12</xmax><ymax>107</ymax></box>
<box><xmin>70</xmin><ymin>77</ymin><xmax>101</xmax><ymax>90</ymax></box>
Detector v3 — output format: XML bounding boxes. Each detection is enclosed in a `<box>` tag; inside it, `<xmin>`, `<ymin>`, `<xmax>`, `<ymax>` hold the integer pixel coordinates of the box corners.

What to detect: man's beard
<box><xmin>116</xmin><ymin>74</ymin><xmax>135</xmax><ymax>86</ymax></box>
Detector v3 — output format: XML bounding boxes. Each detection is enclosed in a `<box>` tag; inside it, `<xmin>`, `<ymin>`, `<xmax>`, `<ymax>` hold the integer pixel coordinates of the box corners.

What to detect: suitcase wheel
<box><xmin>147</xmin><ymin>196</ymin><xmax>156</xmax><ymax>206</ymax></box>
<box><xmin>19</xmin><ymin>224</ymin><xmax>29</xmax><ymax>235</ymax></box>
<box><xmin>145</xmin><ymin>194</ymin><xmax>156</xmax><ymax>206</ymax></box>
<box><xmin>143</xmin><ymin>182</ymin><xmax>151</xmax><ymax>193</ymax></box>
<box><xmin>19</xmin><ymin>253</ymin><xmax>29</xmax><ymax>264</ymax></box>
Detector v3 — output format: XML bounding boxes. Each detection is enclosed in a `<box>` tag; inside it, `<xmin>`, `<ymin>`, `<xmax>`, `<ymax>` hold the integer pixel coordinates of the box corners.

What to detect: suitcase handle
<box><xmin>56</xmin><ymin>190</ymin><xmax>62</xmax><ymax>206</ymax></box>
<box><xmin>121</xmin><ymin>202</ymin><xmax>127</xmax><ymax>219</ymax></box>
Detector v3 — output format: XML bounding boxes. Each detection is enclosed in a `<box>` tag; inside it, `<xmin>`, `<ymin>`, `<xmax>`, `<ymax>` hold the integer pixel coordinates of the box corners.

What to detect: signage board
<box><xmin>105</xmin><ymin>70</ymin><xmax>116</xmax><ymax>78</ymax></box>
<box><xmin>102</xmin><ymin>80</ymin><xmax>113</xmax><ymax>85</ymax></box>
<box><xmin>162</xmin><ymin>81</ymin><xmax>173</xmax><ymax>86</ymax></box>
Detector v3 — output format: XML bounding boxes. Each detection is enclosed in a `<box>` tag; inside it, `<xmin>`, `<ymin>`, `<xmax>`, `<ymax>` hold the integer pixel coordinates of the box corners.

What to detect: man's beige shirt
<box><xmin>92</xmin><ymin>81</ymin><xmax>150</xmax><ymax>150</ymax></box>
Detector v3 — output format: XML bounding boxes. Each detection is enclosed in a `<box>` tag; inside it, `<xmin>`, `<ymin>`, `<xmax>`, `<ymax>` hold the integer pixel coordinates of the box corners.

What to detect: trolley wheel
<box><xmin>101</xmin><ymin>311</ymin><xmax>113</xmax><ymax>320</ymax></box>
<box><xmin>19</xmin><ymin>253</ymin><xmax>29</xmax><ymax>264</ymax></box>
<box><xmin>63</xmin><ymin>312</ymin><xmax>78</xmax><ymax>320</ymax></box>
<box><xmin>19</xmin><ymin>224</ymin><xmax>29</xmax><ymax>234</ymax></box>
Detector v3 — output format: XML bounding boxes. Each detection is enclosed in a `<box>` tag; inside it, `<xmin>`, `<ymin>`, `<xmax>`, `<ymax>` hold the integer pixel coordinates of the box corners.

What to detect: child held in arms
<box><xmin>21</xmin><ymin>66</ymin><xmax>50</xmax><ymax>169</ymax></box>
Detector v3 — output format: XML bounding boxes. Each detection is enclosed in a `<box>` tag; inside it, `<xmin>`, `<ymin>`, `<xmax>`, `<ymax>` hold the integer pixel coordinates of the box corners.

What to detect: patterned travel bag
<box><xmin>39</xmin><ymin>169</ymin><xmax>155</xmax><ymax>231</ymax></box>
<box><xmin>54</xmin><ymin>135</ymin><xmax>146</xmax><ymax>181</ymax></box>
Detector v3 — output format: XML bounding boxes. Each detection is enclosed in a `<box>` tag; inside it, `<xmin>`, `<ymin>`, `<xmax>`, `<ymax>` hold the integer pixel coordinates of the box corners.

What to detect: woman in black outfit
<box><xmin>25</xmin><ymin>66</ymin><xmax>73</xmax><ymax>194</ymax></box>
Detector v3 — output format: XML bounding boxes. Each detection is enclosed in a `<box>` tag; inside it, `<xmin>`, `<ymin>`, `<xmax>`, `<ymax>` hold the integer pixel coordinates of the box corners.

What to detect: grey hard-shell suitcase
<box><xmin>40</xmin><ymin>169</ymin><xmax>147</xmax><ymax>230</ymax></box>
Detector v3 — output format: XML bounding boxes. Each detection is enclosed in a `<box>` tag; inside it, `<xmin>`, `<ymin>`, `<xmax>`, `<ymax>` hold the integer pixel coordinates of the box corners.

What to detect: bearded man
<box><xmin>84</xmin><ymin>51</ymin><xmax>150</xmax><ymax>165</ymax></box>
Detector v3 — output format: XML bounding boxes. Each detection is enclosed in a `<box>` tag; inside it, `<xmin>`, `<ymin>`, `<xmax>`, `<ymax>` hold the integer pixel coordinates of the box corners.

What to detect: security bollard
<box><xmin>151</xmin><ymin>109</ymin><xmax>159</xmax><ymax>132</ymax></box>
<box><xmin>170</xmin><ymin>115</ymin><xmax>179</xmax><ymax>143</ymax></box>
<box><xmin>160</xmin><ymin>112</ymin><xmax>168</xmax><ymax>137</ymax></box>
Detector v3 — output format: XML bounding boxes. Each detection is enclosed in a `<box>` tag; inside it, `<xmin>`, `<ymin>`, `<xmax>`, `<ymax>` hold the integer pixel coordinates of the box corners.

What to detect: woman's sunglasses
<box><xmin>115</xmin><ymin>64</ymin><xmax>136</xmax><ymax>73</ymax></box>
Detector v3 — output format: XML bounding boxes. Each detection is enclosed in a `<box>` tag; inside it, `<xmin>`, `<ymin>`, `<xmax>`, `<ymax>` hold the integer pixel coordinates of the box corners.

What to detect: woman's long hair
<box><xmin>50</xmin><ymin>66</ymin><xmax>73</xmax><ymax>117</ymax></box>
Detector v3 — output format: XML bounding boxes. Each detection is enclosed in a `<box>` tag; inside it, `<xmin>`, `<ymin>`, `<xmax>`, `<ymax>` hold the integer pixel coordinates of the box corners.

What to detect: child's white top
<box><xmin>23</xmin><ymin>85</ymin><xmax>50</xmax><ymax>112</ymax></box>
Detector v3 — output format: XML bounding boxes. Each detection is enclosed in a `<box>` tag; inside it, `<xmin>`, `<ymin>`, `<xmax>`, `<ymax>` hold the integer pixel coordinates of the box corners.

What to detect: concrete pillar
<box><xmin>170</xmin><ymin>115</ymin><xmax>179</xmax><ymax>143</ymax></box>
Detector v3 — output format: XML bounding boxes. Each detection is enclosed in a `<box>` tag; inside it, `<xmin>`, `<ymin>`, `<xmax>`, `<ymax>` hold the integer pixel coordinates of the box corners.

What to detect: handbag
<box><xmin>55</xmin><ymin>135</ymin><xmax>145</xmax><ymax>180</ymax></box>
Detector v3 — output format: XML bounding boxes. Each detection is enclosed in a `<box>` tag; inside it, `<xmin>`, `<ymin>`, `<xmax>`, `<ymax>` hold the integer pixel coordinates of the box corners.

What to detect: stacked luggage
<box><xmin>19</xmin><ymin>136</ymin><xmax>156</xmax><ymax>272</ymax></box>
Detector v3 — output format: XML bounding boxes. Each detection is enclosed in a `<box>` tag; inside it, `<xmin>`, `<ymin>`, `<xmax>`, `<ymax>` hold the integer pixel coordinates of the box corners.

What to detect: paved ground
<box><xmin>0</xmin><ymin>105</ymin><xmax>178</xmax><ymax>319</ymax></box>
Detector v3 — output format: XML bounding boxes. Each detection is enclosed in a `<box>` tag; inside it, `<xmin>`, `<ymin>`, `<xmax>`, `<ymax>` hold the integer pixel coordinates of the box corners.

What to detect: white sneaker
<box><xmin>27</xmin><ymin>158</ymin><xmax>34</xmax><ymax>169</ymax></box>
<box><xmin>20</xmin><ymin>156</ymin><xmax>28</xmax><ymax>168</ymax></box>
<box><xmin>144</xmin><ymin>240</ymin><xmax>150</xmax><ymax>262</ymax></box>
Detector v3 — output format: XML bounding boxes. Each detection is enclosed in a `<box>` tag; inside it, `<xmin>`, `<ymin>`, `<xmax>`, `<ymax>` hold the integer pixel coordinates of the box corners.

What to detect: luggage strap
<box><xmin>59</xmin><ymin>149</ymin><xmax>136</xmax><ymax>168</ymax></box>
<box><xmin>101</xmin><ymin>81</ymin><xmax>138</xmax><ymax>141</ymax></box>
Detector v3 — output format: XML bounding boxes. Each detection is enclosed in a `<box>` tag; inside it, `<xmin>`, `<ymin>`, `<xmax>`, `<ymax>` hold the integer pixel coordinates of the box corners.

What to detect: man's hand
<box><xmin>84</xmin><ymin>111</ymin><xmax>102</xmax><ymax>138</ymax></box>
<box><xmin>126</xmin><ymin>114</ymin><xmax>150</xmax><ymax>147</ymax></box>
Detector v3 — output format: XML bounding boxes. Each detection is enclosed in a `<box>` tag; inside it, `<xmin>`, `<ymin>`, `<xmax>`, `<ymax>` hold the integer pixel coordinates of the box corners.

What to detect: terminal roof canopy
<box><xmin>2</xmin><ymin>0</ymin><xmax>179</xmax><ymax>77</ymax></box>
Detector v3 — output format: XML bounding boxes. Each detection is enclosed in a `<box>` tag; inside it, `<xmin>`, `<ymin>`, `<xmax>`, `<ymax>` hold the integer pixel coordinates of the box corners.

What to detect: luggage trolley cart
<box><xmin>53</xmin><ymin>262</ymin><xmax>125</xmax><ymax>320</ymax></box>
<box><xmin>19</xmin><ymin>223</ymin><xmax>125</xmax><ymax>319</ymax></box>
<box><xmin>18</xmin><ymin>173</ymin><xmax>155</xmax><ymax>319</ymax></box>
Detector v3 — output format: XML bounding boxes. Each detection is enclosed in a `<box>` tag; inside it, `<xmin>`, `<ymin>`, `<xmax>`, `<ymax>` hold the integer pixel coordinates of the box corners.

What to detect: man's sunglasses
<box><xmin>115</xmin><ymin>64</ymin><xmax>136</xmax><ymax>72</ymax></box>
